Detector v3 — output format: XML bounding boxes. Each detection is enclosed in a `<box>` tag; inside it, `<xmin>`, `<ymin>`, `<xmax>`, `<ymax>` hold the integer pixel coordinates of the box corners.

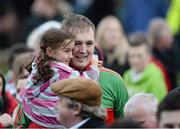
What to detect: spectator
<box><xmin>130</xmin><ymin>33</ymin><xmax>172</xmax><ymax>91</ymax></box>
<box><xmin>148</xmin><ymin>18</ymin><xmax>180</xmax><ymax>89</ymax></box>
<box><xmin>0</xmin><ymin>3</ymin><xmax>19</xmax><ymax>49</ymax></box>
<box><xmin>23</xmin><ymin>0</ymin><xmax>72</xmax><ymax>40</ymax></box>
<box><xmin>12</xmin><ymin>52</ymin><xmax>33</xmax><ymax>93</ymax></box>
<box><xmin>5</xmin><ymin>44</ymin><xmax>33</xmax><ymax>96</ymax></box>
<box><xmin>52</xmin><ymin>78</ymin><xmax>106</xmax><ymax>128</ymax></box>
<box><xmin>0</xmin><ymin>72</ymin><xmax>18</xmax><ymax>115</ymax></box>
<box><xmin>157</xmin><ymin>87</ymin><xmax>180</xmax><ymax>128</ymax></box>
<box><xmin>124</xmin><ymin>93</ymin><xmax>158</xmax><ymax>128</ymax></box>
<box><xmin>123</xmin><ymin>34</ymin><xmax>167</xmax><ymax>101</ymax></box>
<box><xmin>96</xmin><ymin>15</ymin><xmax>129</xmax><ymax>75</ymax></box>
<box><xmin>61</xmin><ymin>14</ymin><xmax>129</xmax><ymax>124</ymax></box>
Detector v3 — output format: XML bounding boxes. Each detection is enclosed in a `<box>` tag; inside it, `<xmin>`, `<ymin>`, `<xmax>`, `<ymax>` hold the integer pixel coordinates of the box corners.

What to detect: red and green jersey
<box><xmin>99</xmin><ymin>67</ymin><xmax>129</xmax><ymax>123</ymax></box>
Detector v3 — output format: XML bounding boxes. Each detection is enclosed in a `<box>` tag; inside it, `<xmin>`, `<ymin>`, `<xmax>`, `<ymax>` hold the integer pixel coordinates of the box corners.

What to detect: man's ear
<box><xmin>73</xmin><ymin>103</ymin><xmax>82</xmax><ymax>116</ymax></box>
<box><xmin>46</xmin><ymin>47</ymin><xmax>54</xmax><ymax>57</ymax></box>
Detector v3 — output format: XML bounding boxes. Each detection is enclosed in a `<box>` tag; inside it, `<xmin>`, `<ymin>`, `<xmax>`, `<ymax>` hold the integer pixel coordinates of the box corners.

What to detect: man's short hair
<box><xmin>61</xmin><ymin>14</ymin><xmax>95</xmax><ymax>34</ymax></box>
<box><xmin>157</xmin><ymin>88</ymin><xmax>180</xmax><ymax>120</ymax></box>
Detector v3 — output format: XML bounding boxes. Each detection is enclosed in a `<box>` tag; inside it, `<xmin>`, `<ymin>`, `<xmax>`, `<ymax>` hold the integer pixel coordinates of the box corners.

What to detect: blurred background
<box><xmin>0</xmin><ymin>0</ymin><xmax>180</xmax><ymax>87</ymax></box>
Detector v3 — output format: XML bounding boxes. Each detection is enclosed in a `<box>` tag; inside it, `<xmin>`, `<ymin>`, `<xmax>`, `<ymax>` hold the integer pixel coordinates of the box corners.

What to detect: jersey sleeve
<box><xmin>99</xmin><ymin>69</ymin><xmax>129</xmax><ymax>118</ymax></box>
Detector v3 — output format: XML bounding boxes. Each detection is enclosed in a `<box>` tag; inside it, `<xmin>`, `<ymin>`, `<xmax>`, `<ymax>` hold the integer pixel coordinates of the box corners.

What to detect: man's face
<box><xmin>70</xmin><ymin>28</ymin><xmax>95</xmax><ymax>70</ymax></box>
<box><xmin>126</xmin><ymin>107</ymin><xmax>157</xmax><ymax>128</ymax></box>
<box><xmin>56</xmin><ymin>97</ymin><xmax>77</xmax><ymax>128</ymax></box>
<box><xmin>159</xmin><ymin>110</ymin><xmax>180</xmax><ymax>128</ymax></box>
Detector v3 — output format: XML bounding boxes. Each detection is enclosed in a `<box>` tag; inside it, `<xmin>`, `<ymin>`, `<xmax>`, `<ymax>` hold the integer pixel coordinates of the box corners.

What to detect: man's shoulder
<box><xmin>99</xmin><ymin>67</ymin><xmax>121</xmax><ymax>77</ymax></box>
<box><xmin>99</xmin><ymin>67</ymin><xmax>125</xmax><ymax>84</ymax></box>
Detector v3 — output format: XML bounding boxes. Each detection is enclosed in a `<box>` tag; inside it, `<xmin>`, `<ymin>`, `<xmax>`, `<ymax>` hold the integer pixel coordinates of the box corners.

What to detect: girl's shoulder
<box><xmin>51</xmin><ymin>61</ymin><xmax>73</xmax><ymax>73</ymax></box>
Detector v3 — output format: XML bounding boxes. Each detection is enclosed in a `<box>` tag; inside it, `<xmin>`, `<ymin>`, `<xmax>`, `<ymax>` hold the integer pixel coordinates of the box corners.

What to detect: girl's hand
<box><xmin>91</xmin><ymin>55</ymin><xmax>99</xmax><ymax>66</ymax></box>
<box><xmin>98</xmin><ymin>60</ymin><xmax>103</xmax><ymax>67</ymax></box>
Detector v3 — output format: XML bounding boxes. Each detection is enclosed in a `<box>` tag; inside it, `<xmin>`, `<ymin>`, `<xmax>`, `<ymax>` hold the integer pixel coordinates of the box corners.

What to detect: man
<box><xmin>157</xmin><ymin>87</ymin><xmax>180</xmax><ymax>128</ymax></box>
<box><xmin>51</xmin><ymin>78</ymin><xmax>106</xmax><ymax>128</ymax></box>
<box><xmin>61</xmin><ymin>14</ymin><xmax>129</xmax><ymax>124</ymax></box>
<box><xmin>124</xmin><ymin>93</ymin><xmax>158</xmax><ymax>128</ymax></box>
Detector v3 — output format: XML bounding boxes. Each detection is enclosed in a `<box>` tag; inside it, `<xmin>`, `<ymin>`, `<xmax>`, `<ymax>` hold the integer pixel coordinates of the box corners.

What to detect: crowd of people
<box><xmin>0</xmin><ymin>0</ymin><xmax>180</xmax><ymax>128</ymax></box>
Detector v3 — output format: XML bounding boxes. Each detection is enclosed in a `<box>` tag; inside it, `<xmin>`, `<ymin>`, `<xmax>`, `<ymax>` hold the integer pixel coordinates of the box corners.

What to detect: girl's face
<box><xmin>50</xmin><ymin>39</ymin><xmax>74</xmax><ymax>65</ymax></box>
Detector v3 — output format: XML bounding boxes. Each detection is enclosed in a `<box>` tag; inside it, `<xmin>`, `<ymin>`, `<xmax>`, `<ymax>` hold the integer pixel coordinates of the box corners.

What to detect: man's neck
<box><xmin>66</xmin><ymin>117</ymin><xmax>84</xmax><ymax>128</ymax></box>
<box><xmin>70</xmin><ymin>63</ymin><xmax>91</xmax><ymax>72</ymax></box>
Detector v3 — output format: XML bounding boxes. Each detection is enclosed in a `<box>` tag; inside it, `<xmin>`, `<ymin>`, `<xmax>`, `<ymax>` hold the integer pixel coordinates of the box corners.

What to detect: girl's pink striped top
<box><xmin>19</xmin><ymin>61</ymin><xmax>99</xmax><ymax>128</ymax></box>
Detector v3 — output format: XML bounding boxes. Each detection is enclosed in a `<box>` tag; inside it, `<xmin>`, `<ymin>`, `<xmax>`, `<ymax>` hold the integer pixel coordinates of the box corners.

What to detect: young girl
<box><xmin>19</xmin><ymin>28</ymin><xmax>99</xmax><ymax>128</ymax></box>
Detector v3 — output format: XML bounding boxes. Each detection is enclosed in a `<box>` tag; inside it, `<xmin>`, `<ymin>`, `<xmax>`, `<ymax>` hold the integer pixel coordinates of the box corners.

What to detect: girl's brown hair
<box><xmin>33</xmin><ymin>28</ymin><xmax>74</xmax><ymax>84</ymax></box>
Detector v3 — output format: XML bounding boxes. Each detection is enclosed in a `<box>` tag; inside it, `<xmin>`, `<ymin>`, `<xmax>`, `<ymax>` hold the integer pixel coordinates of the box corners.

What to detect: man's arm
<box><xmin>99</xmin><ymin>68</ymin><xmax>129</xmax><ymax>124</ymax></box>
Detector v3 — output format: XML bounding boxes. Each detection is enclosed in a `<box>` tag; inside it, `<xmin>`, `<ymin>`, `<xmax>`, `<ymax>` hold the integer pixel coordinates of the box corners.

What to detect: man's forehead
<box><xmin>73</xmin><ymin>27</ymin><xmax>94</xmax><ymax>34</ymax></box>
<box><xmin>74</xmin><ymin>28</ymin><xmax>95</xmax><ymax>40</ymax></box>
<box><xmin>160</xmin><ymin>110</ymin><xmax>180</xmax><ymax>122</ymax></box>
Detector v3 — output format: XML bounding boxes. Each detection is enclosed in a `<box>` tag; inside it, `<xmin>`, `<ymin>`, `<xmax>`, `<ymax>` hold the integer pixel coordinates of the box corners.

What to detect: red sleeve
<box><xmin>6</xmin><ymin>92</ymin><xmax>18</xmax><ymax>115</ymax></box>
<box><xmin>105</xmin><ymin>108</ymin><xmax>115</xmax><ymax>125</ymax></box>
<box><xmin>0</xmin><ymin>122</ymin><xmax>3</xmax><ymax>128</ymax></box>
<box><xmin>151</xmin><ymin>57</ymin><xmax>172</xmax><ymax>91</ymax></box>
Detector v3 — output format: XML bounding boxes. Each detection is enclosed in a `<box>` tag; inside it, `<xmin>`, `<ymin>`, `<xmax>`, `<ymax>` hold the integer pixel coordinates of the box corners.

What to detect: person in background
<box><xmin>23</xmin><ymin>0</ymin><xmax>72</xmax><ymax>40</ymax></box>
<box><xmin>0</xmin><ymin>3</ymin><xmax>19</xmax><ymax>49</ymax></box>
<box><xmin>124</xmin><ymin>93</ymin><xmax>158</xmax><ymax>128</ymax></box>
<box><xmin>0</xmin><ymin>72</ymin><xmax>18</xmax><ymax>115</ymax></box>
<box><xmin>96</xmin><ymin>15</ymin><xmax>129</xmax><ymax>75</ymax></box>
<box><xmin>52</xmin><ymin>78</ymin><xmax>106</xmax><ymax>128</ymax></box>
<box><xmin>148</xmin><ymin>18</ymin><xmax>180</xmax><ymax>89</ymax></box>
<box><xmin>157</xmin><ymin>87</ymin><xmax>180</xmax><ymax>128</ymax></box>
<box><xmin>61</xmin><ymin>14</ymin><xmax>129</xmax><ymax>124</ymax></box>
<box><xmin>12</xmin><ymin>52</ymin><xmax>33</xmax><ymax>93</ymax></box>
<box><xmin>130</xmin><ymin>33</ymin><xmax>172</xmax><ymax>91</ymax></box>
<box><xmin>123</xmin><ymin>34</ymin><xmax>167</xmax><ymax>101</ymax></box>
<box><xmin>5</xmin><ymin>44</ymin><xmax>33</xmax><ymax>96</ymax></box>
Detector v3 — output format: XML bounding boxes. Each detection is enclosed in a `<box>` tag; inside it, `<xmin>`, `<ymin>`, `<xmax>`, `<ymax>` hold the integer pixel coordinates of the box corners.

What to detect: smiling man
<box><xmin>61</xmin><ymin>14</ymin><xmax>129</xmax><ymax>124</ymax></box>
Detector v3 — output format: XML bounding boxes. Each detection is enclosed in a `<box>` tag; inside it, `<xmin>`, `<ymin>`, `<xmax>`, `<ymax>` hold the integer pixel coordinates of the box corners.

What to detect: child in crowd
<box><xmin>19</xmin><ymin>28</ymin><xmax>99</xmax><ymax>128</ymax></box>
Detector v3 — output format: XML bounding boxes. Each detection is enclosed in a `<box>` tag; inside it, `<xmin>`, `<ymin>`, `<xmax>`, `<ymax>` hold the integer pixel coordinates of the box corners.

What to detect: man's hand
<box><xmin>0</xmin><ymin>113</ymin><xmax>12</xmax><ymax>127</ymax></box>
